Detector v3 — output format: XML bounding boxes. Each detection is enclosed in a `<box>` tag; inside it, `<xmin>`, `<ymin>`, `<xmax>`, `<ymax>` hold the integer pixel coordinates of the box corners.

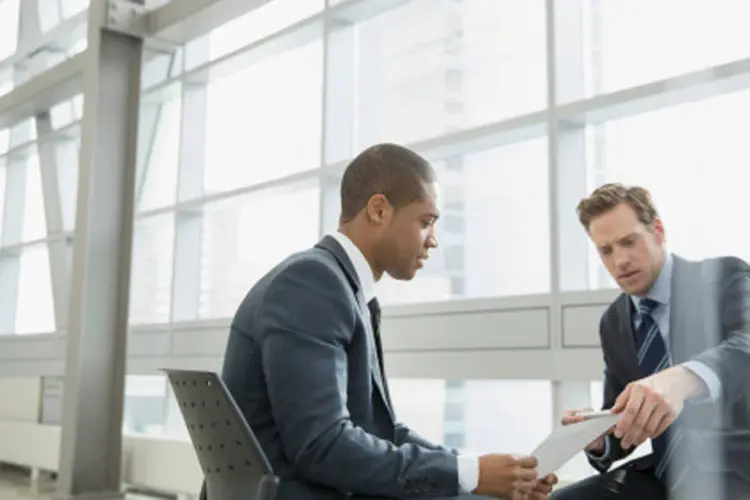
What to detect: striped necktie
<box><xmin>634</xmin><ymin>298</ymin><xmax>688</xmax><ymax>488</ymax></box>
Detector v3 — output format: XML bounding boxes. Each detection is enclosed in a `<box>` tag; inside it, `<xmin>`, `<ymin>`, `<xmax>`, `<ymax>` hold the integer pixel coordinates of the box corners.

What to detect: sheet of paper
<box><xmin>531</xmin><ymin>414</ymin><xmax>621</xmax><ymax>477</ymax></box>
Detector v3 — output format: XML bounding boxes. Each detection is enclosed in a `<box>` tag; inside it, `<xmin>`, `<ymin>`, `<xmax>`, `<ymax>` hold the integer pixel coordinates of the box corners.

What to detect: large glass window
<box><xmin>20</xmin><ymin>154</ymin><xmax>47</xmax><ymax>243</ymax></box>
<box><xmin>583</xmin><ymin>0</ymin><xmax>750</xmax><ymax>96</ymax></box>
<box><xmin>137</xmin><ymin>95</ymin><xmax>181</xmax><ymax>213</ymax></box>
<box><xmin>376</xmin><ymin>137</ymin><xmax>551</xmax><ymax>305</ymax></box>
<box><xmin>123</xmin><ymin>375</ymin><xmax>168</xmax><ymax>437</ymax></box>
<box><xmin>335</xmin><ymin>0</ymin><xmax>546</xmax><ymax>162</ymax></box>
<box><xmin>197</xmin><ymin>0</ymin><xmax>324</xmax><ymax>65</ymax></box>
<box><xmin>198</xmin><ymin>182</ymin><xmax>320</xmax><ymax>319</ymax></box>
<box><xmin>129</xmin><ymin>215</ymin><xmax>174</xmax><ymax>324</ymax></box>
<box><xmin>0</xmin><ymin>0</ymin><xmax>20</xmax><ymax>61</ymax></box>
<box><xmin>584</xmin><ymin>90</ymin><xmax>750</xmax><ymax>289</ymax></box>
<box><xmin>16</xmin><ymin>243</ymin><xmax>55</xmax><ymax>334</ymax></box>
<box><xmin>200</xmin><ymin>39</ymin><xmax>323</xmax><ymax>197</ymax></box>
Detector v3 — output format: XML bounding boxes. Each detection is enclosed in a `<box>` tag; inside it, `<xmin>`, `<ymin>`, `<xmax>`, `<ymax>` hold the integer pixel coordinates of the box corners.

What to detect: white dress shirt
<box><xmin>328</xmin><ymin>231</ymin><xmax>479</xmax><ymax>492</ymax></box>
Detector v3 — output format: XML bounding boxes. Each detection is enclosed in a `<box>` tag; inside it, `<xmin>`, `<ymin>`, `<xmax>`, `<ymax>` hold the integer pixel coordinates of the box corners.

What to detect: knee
<box><xmin>548</xmin><ymin>476</ymin><xmax>599</xmax><ymax>500</ymax></box>
<box><xmin>548</xmin><ymin>484</ymin><xmax>571</xmax><ymax>500</ymax></box>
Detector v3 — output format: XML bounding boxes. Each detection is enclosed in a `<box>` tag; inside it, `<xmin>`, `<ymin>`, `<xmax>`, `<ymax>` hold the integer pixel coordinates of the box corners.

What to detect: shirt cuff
<box><xmin>681</xmin><ymin>360</ymin><xmax>722</xmax><ymax>402</ymax></box>
<box><xmin>586</xmin><ymin>434</ymin><xmax>610</xmax><ymax>464</ymax></box>
<box><xmin>457</xmin><ymin>453</ymin><xmax>479</xmax><ymax>493</ymax></box>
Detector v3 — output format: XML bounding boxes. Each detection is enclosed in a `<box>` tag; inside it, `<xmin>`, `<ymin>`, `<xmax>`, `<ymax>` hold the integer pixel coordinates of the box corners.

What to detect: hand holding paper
<box><xmin>530</xmin><ymin>412</ymin><xmax>621</xmax><ymax>477</ymax></box>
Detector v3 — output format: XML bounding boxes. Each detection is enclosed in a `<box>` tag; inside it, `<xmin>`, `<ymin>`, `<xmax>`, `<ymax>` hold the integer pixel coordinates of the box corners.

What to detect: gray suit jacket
<box><xmin>589</xmin><ymin>255</ymin><xmax>750</xmax><ymax>487</ymax></box>
<box><xmin>220</xmin><ymin>235</ymin><xmax>460</xmax><ymax>499</ymax></box>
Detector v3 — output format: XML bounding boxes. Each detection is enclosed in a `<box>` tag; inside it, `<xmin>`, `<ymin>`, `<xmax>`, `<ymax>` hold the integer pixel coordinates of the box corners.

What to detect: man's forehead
<box><xmin>423</xmin><ymin>181</ymin><xmax>442</xmax><ymax>211</ymax></box>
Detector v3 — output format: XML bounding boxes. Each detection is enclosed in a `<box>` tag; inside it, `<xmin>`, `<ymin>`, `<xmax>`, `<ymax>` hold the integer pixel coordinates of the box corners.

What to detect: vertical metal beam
<box><xmin>56</xmin><ymin>1</ymin><xmax>144</xmax><ymax>498</ymax></box>
<box><xmin>36</xmin><ymin>111</ymin><xmax>70</xmax><ymax>330</ymax></box>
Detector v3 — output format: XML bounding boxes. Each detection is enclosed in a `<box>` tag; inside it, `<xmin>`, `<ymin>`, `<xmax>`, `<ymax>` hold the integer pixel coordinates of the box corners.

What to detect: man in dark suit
<box><xmin>551</xmin><ymin>183</ymin><xmax>750</xmax><ymax>499</ymax></box>
<box><xmin>219</xmin><ymin>143</ymin><xmax>555</xmax><ymax>499</ymax></box>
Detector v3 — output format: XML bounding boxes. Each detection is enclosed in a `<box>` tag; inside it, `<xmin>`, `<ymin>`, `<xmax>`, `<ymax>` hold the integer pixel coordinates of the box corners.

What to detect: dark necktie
<box><xmin>634</xmin><ymin>298</ymin><xmax>687</xmax><ymax>488</ymax></box>
<box><xmin>367</xmin><ymin>298</ymin><xmax>392</xmax><ymax>407</ymax></box>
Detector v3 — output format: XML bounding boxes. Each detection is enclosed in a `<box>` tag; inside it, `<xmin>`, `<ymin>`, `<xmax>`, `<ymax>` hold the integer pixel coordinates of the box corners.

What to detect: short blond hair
<box><xmin>577</xmin><ymin>183</ymin><xmax>659</xmax><ymax>231</ymax></box>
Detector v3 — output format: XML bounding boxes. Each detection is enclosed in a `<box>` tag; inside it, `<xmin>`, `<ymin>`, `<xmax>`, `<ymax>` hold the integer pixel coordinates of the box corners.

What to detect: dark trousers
<box><xmin>550</xmin><ymin>467</ymin><xmax>750</xmax><ymax>500</ymax></box>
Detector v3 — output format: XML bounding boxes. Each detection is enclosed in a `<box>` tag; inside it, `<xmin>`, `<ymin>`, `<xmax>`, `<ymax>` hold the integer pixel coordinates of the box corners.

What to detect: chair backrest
<box><xmin>162</xmin><ymin>369</ymin><xmax>279</xmax><ymax>500</ymax></box>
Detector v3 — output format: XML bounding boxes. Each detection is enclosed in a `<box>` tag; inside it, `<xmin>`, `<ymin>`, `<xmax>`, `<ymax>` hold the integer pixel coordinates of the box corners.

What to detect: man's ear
<box><xmin>366</xmin><ymin>194</ymin><xmax>391</xmax><ymax>225</ymax></box>
<box><xmin>653</xmin><ymin>217</ymin><xmax>666</xmax><ymax>243</ymax></box>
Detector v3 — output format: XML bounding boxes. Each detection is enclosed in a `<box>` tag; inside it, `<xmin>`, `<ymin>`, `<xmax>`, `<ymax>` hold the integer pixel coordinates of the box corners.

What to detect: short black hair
<box><xmin>339</xmin><ymin>143</ymin><xmax>436</xmax><ymax>223</ymax></box>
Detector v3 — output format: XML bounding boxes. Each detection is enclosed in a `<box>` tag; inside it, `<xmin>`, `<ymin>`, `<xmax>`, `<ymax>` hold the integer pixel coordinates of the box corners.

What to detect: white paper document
<box><xmin>531</xmin><ymin>414</ymin><xmax>621</xmax><ymax>477</ymax></box>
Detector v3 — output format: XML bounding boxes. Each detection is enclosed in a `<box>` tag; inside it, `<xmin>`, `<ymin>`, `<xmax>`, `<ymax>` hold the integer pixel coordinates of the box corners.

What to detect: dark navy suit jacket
<box><xmin>220</xmin><ymin>236</ymin><xmax>461</xmax><ymax>499</ymax></box>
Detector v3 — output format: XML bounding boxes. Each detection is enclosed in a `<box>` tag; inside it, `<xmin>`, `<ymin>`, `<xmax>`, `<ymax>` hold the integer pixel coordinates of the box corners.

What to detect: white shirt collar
<box><xmin>328</xmin><ymin>231</ymin><xmax>376</xmax><ymax>303</ymax></box>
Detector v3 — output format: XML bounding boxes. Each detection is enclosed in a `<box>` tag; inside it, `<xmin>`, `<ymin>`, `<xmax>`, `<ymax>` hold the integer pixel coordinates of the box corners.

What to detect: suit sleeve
<box><xmin>587</xmin><ymin>313</ymin><xmax>637</xmax><ymax>472</ymax></box>
<box><xmin>394</xmin><ymin>424</ymin><xmax>453</xmax><ymax>452</ymax></box>
<box><xmin>691</xmin><ymin>269</ymin><xmax>750</xmax><ymax>404</ymax></box>
<box><xmin>260</xmin><ymin>259</ymin><xmax>459</xmax><ymax>498</ymax></box>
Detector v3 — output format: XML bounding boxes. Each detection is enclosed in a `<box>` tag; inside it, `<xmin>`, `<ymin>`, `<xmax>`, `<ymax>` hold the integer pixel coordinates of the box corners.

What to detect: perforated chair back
<box><xmin>163</xmin><ymin>369</ymin><xmax>279</xmax><ymax>500</ymax></box>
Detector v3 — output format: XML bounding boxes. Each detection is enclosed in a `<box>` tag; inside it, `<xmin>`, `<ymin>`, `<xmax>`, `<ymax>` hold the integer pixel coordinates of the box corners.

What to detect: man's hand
<box><xmin>612</xmin><ymin>365</ymin><xmax>704</xmax><ymax>449</ymax></box>
<box><xmin>509</xmin><ymin>473</ymin><xmax>558</xmax><ymax>500</ymax></box>
<box><xmin>474</xmin><ymin>454</ymin><xmax>538</xmax><ymax>498</ymax></box>
<box><xmin>561</xmin><ymin>408</ymin><xmax>612</xmax><ymax>453</ymax></box>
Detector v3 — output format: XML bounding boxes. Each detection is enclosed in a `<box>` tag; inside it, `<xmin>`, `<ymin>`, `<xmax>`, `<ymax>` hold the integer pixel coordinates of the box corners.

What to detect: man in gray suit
<box><xmin>552</xmin><ymin>183</ymin><xmax>750</xmax><ymax>499</ymax></box>
<box><xmin>219</xmin><ymin>143</ymin><xmax>556</xmax><ymax>499</ymax></box>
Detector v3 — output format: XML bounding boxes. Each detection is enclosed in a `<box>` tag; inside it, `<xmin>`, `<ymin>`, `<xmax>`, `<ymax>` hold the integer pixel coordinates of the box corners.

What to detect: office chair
<box><xmin>163</xmin><ymin>369</ymin><xmax>279</xmax><ymax>500</ymax></box>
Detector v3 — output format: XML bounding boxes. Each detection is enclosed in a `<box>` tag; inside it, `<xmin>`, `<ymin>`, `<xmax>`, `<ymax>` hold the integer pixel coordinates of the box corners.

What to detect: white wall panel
<box><xmin>0</xmin><ymin>334</ymin><xmax>65</xmax><ymax>361</ymax></box>
<box><xmin>0</xmin><ymin>377</ymin><xmax>40</xmax><ymax>421</ymax></box>
<box><xmin>383</xmin><ymin>308</ymin><xmax>550</xmax><ymax>351</ymax></box>
<box><xmin>170</xmin><ymin>322</ymin><xmax>229</xmax><ymax>357</ymax></box>
<box><xmin>385</xmin><ymin>348</ymin><xmax>603</xmax><ymax>381</ymax></box>
<box><xmin>561</xmin><ymin>305</ymin><xmax>607</xmax><ymax>347</ymax></box>
<box><xmin>127</xmin><ymin>330</ymin><xmax>171</xmax><ymax>357</ymax></box>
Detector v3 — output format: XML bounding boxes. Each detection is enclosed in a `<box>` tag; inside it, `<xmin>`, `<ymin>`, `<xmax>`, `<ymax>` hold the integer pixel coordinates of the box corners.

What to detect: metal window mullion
<box><xmin>318</xmin><ymin>2</ymin><xmax>357</xmax><ymax>236</ymax></box>
<box><xmin>169</xmin><ymin>34</ymin><xmax>208</xmax><ymax>325</ymax></box>
<box><xmin>36</xmin><ymin>111</ymin><xmax>70</xmax><ymax>330</ymax></box>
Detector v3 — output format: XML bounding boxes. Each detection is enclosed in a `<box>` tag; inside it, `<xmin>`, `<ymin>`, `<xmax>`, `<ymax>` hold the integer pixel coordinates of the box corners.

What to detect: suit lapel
<box><xmin>315</xmin><ymin>236</ymin><xmax>396</xmax><ymax>423</ymax></box>
<box><xmin>354</xmin><ymin>289</ymin><xmax>396</xmax><ymax>423</ymax></box>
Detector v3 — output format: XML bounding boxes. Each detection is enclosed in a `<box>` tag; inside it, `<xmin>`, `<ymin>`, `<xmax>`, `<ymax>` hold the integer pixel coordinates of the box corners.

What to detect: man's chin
<box><xmin>388</xmin><ymin>269</ymin><xmax>418</xmax><ymax>281</ymax></box>
<box><xmin>618</xmin><ymin>281</ymin><xmax>648</xmax><ymax>296</ymax></box>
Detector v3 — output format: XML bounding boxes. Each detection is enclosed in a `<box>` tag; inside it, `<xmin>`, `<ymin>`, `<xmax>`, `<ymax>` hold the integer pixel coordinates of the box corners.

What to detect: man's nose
<box><xmin>426</xmin><ymin>233</ymin><xmax>438</xmax><ymax>249</ymax></box>
<box><xmin>613</xmin><ymin>248</ymin><xmax>630</xmax><ymax>268</ymax></box>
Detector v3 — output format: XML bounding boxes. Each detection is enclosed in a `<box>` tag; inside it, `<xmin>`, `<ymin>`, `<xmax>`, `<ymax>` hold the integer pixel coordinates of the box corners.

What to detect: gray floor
<box><xmin>0</xmin><ymin>467</ymin><xmax>164</xmax><ymax>500</ymax></box>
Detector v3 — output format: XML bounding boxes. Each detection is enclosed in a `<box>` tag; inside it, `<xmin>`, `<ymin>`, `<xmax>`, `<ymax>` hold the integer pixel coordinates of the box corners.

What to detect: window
<box><xmin>50</xmin><ymin>95</ymin><xmax>83</xmax><ymax>130</ymax></box>
<box><xmin>129</xmin><ymin>215</ymin><xmax>174</xmax><ymax>324</ymax></box>
<box><xmin>197</xmin><ymin>182</ymin><xmax>320</xmax><ymax>319</ymax></box>
<box><xmin>137</xmin><ymin>95</ymin><xmax>181</xmax><ymax>212</ymax></box>
<box><xmin>194</xmin><ymin>0</ymin><xmax>323</xmax><ymax>65</ymax></box>
<box><xmin>389</xmin><ymin>379</ymin><xmax>553</xmax><ymax>455</ymax></box>
<box><xmin>583</xmin><ymin>90</ymin><xmax>750</xmax><ymax>289</ymax></box>
<box><xmin>201</xmin><ymin>39</ymin><xmax>323</xmax><ymax>196</ymax></box>
<box><xmin>0</xmin><ymin>162</ymin><xmax>5</xmax><ymax>241</ymax></box>
<box><xmin>0</xmin><ymin>0</ymin><xmax>20</xmax><ymax>61</ymax></box>
<box><xmin>334</xmin><ymin>0</ymin><xmax>545</xmax><ymax>162</ymax></box>
<box><xmin>579</xmin><ymin>0</ymin><xmax>750</xmax><ymax>96</ymax></box>
<box><xmin>60</xmin><ymin>0</ymin><xmax>88</xmax><ymax>19</ymax></box>
<box><xmin>16</xmin><ymin>244</ymin><xmax>55</xmax><ymax>334</ymax></box>
<box><xmin>54</xmin><ymin>136</ymin><xmax>80</xmax><ymax>232</ymax></box>
<box><xmin>123</xmin><ymin>375</ymin><xmax>167</xmax><ymax>436</ymax></box>
<box><xmin>375</xmin><ymin>137</ymin><xmax>550</xmax><ymax>305</ymax></box>
<box><xmin>21</xmin><ymin>154</ymin><xmax>48</xmax><ymax>243</ymax></box>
